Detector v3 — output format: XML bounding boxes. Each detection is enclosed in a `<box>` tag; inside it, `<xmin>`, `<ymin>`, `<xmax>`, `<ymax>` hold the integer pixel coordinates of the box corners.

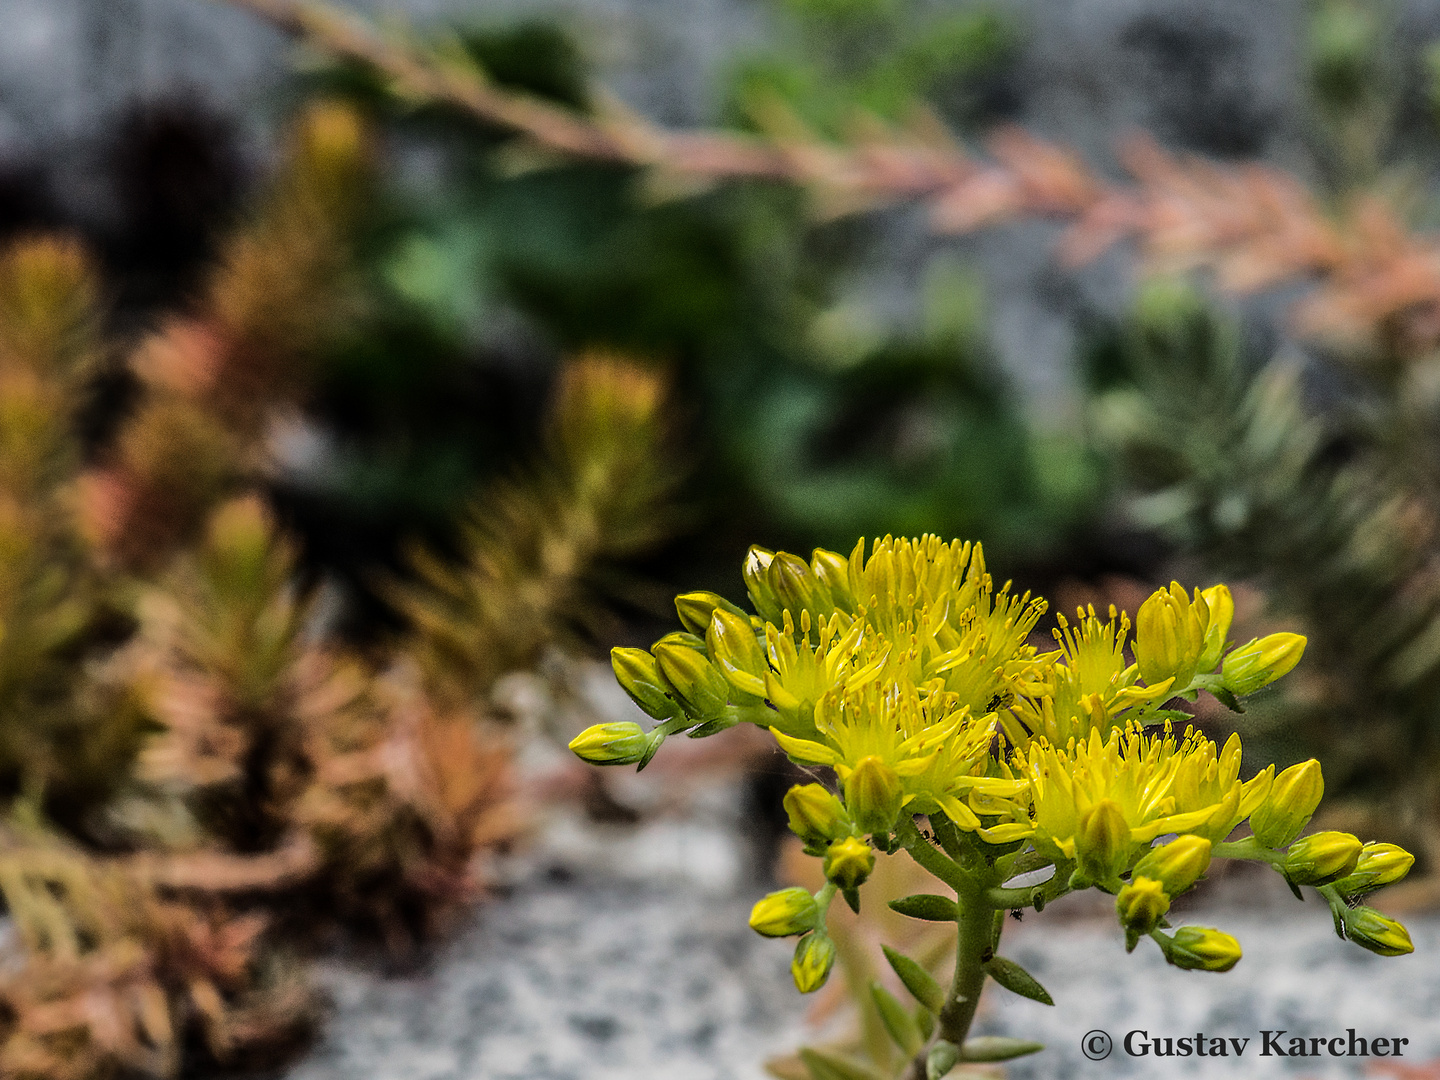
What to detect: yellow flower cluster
<box><xmin>572</xmin><ymin>535</ymin><xmax>1414</xmax><ymax>978</ymax></box>
<box><xmin>581</xmin><ymin>537</ymin><xmax>1302</xmax><ymax>843</ymax></box>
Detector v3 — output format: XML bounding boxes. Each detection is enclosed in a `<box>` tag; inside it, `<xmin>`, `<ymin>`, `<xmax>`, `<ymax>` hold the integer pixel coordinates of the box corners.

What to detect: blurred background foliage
<box><xmin>9</xmin><ymin>0</ymin><xmax>1440</xmax><ymax>1074</ymax></box>
<box><xmin>288</xmin><ymin>0</ymin><xmax>1099</xmax><ymax>600</ymax></box>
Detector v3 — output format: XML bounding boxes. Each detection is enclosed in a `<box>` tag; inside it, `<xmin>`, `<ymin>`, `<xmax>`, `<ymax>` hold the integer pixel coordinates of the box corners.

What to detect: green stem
<box><xmin>985</xmin><ymin>868</ymin><xmax>1072</xmax><ymax>911</ymax></box>
<box><xmin>1212</xmin><ymin>838</ymin><xmax>1284</xmax><ymax>866</ymax></box>
<box><xmin>938</xmin><ymin>879</ymin><xmax>995</xmax><ymax>1055</ymax></box>
<box><xmin>896</xmin><ymin>817</ymin><xmax>969</xmax><ymax>893</ymax></box>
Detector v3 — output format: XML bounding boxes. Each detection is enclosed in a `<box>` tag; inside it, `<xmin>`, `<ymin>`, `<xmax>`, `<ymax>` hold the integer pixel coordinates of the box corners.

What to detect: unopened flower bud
<box><xmin>1075</xmin><ymin>799</ymin><xmax>1131</xmax><ymax>886</ymax></box>
<box><xmin>810</xmin><ymin>548</ymin><xmax>855</xmax><ymax>612</ymax></box>
<box><xmin>1283</xmin><ymin>831</ymin><xmax>1363</xmax><ymax>886</ymax></box>
<box><xmin>1249</xmin><ymin>759</ymin><xmax>1324</xmax><ymax>848</ymax></box>
<box><xmin>1165</xmin><ymin>926</ymin><xmax>1243</xmax><ymax>972</ymax></box>
<box><xmin>1343</xmin><ymin>907</ymin><xmax>1414</xmax><ymax>957</ymax></box>
<box><xmin>1134</xmin><ymin>835</ymin><xmax>1212</xmax><ymax>896</ymax></box>
<box><xmin>791</xmin><ymin>932</ymin><xmax>836</xmax><ymax>993</ymax></box>
<box><xmin>706</xmin><ymin>608</ymin><xmax>767</xmax><ymax>698</ymax></box>
<box><xmin>1116</xmin><ymin>877</ymin><xmax>1170</xmax><ymax>944</ymax></box>
<box><xmin>749</xmin><ymin>887</ymin><xmax>819</xmax><ymax>937</ymax></box>
<box><xmin>823</xmin><ymin>836</ymin><xmax>875</xmax><ymax>890</ymax></box>
<box><xmin>768</xmin><ymin>551</ymin><xmax>832</xmax><ymax>619</ymax></box>
<box><xmin>568</xmin><ymin>721</ymin><xmax>650</xmax><ymax>765</ymax></box>
<box><xmin>653</xmin><ymin>642</ymin><xmax>729</xmax><ymax>720</ymax></box>
<box><xmin>743</xmin><ymin>546</ymin><xmax>783</xmax><ymax>625</ymax></box>
<box><xmin>844</xmin><ymin>756</ymin><xmax>903</xmax><ymax>835</ymax></box>
<box><xmin>674</xmin><ymin>590</ymin><xmax>746</xmax><ymax>636</ymax></box>
<box><xmin>1222</xmin><ymin>633</ymin><xmax>1306</xmax><ymax>695</ymax></box>
<box><xmin>610</xmin><ymin>647</ymin><xmax>678</xmax><ymax>720</ymax></box>
<box><xmin>1135</xmin><ymin>583</ymin><xmax>1208</xmax><ymax>689</ymax></box>
<box><xmin>1196</xmin><ymin>584</ymin><xmax>1234</xmax><ymax>672</ymax></box>
<box><xmin>1333</xmin><ymin>843</ymin><xmax>1415</xmax><ymax>896</ymax></box>
<box><xmin>784</xmin><ymin>783</ymin><xmax>852</xmax><ymax>845</ymax></box>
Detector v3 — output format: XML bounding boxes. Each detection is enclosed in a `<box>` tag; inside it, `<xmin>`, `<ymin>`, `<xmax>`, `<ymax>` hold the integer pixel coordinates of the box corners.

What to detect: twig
<box><xmin>227</xmin><ymin>0</ymin><xmax>1440</xmax><ymax>352</ymax></box>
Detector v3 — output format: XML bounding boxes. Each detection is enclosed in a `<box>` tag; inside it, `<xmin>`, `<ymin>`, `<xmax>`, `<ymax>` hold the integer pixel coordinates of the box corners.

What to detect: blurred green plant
<box><xmin>0</xmin><ymin>94</ymin><xmax>687</xmax><ymax>1078</ymax></box>
<box><xmin>285</xmin><ymin>5</ymin><xmax>1095</xmax><ymax>571</ymax></box>
<box><xmin>727</xmin><ymin>0</ymin><xmax>1017</xmax><ymax>134</ymax></box>
<box><xmin>1088</xmin><ymin>277</ymin><xmax>1440</xmax><ymax>878</ymax></box>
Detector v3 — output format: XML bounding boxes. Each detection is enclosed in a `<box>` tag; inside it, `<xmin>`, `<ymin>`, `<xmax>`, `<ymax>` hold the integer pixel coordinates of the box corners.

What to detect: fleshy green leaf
<box><xmin>960</xmin><ymin>1036</ymin><xmax>1046</xmax><ymax>1062</ymax></box>
<box><xmin>984</xmin><ymin>955</ymin><xmax>1054</xmax><ymax>1005</ymax></box>
<box><xmin>882</xmin><ymin>944</ymin><xmax>945</xmax><ymax>1014</ymax></box>
<box><xmin>869</xmin><ymin>982</ymin><xmax>922</xmax><ymax>1055</ymax></box>
<box><xmin>888</xmin><ymin>893</ymin><xmax>958</xmax><ymax>922</ymax></box>
<box><xmin>926</xmin><ymin>1040</ymin><xmax>960</xmax><ymax>1080</ymax></box>
<box><xmin>798</xmin><ymin>1048</ymin><xmax>883</xmax><ymax>1080</ymax></box>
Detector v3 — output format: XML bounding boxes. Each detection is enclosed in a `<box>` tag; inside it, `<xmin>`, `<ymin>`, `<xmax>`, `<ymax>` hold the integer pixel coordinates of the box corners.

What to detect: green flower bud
<box><xmin>1343</xmin><ymin>907</ymin><xmax>1414</xmax><ymax>957</ymax></box>
<box><xmin>1134</xmin><ymin>582</ymin><xmax>1208</xmax><ymax>689</ymax></box>
<box><xmin>1282</xmin><ymin>830</ymin><xmax>1363</xmax><ymax>886</ymax></box>
<box><xmin>1075</xmin><ymin>799</ymin><xmax>1131</xmax><ymax>886</ymax></box>
<box><xmin>1249</xmin><ymin>759</ymin><xmax>1324</xmax><ymax>848</ymax></box>
<box><xmin>568</xmin><ymin>721</ymin><xmax>650</xmax><ymax>766</ymax></box>
<box><xmin>810</xmin><ymin>548</ymin><xmax>855</xmax><ymax>613</ymax></box>
<box><xmin>768</xmin><ymin>551</ymin><xmax>832</xmax><ymax>619</ymax></box>
<box><xmin>743</xmin><ymin>546</ymin><xmax>783</xmax><ymax>626</ymax></box>
<box><xmin>1165</xmin><ymin>926</ymin><xmax>1243</xmax><ymax>972</ymax></box>
<box><xmin>1222</xmin><ymin>632</ymin><xmax>1306</xmax><ymax>695</ymax></box>
<box><xmin>749</xmin><ymin>887</ymin><xmax>819</xmax><ymax>937</ymax></box>
<box><xmin>823</xmin><ymin>836</ymin><xmax>875</xmax><ymax>890</ymax></box>
<box><xmin>706</xmin><ymin>607</ymin><xmax>767</xmax><ymax>698</ymax></box>
<box><xmin>610</xmin><ymin>647</ymin><xmax>678</xmax><ymax>720</ymax></box>
<box><xmin>1134</xmin><ymin>835</ymin><xmax>1212</xmax><ymax>896</ymax></box>
<box><xmin>653</xmin><ymin>642</ymin><xmax>729</xmax><ymax>720</ymax></box>
<box><xmin>1196</xmin><ymin>584</ymin><xmax>1234</xmax><ymax>672</ymax></box>
<box><xmin>784</xmin><ymin>783</ymin><xmax>852</xmax><ymax>845</ymax></box>
<box><xmin>1333</xmin><ymin>843</ymin><xmax>1415</xmax><ymax>896</ymax></box>
<box><xmin>844</xmin><ymin>756</ymin><xmax>904</xmax><ymax>835</ymax></box>
<box><xmin>652</xmin><ymin>630</ymin><xmax>707</xmax><ymax>652</ymax></box>
<box><xmin>1116</xmin><ymin>877</ymin><xmax>1170</xmax><ymax>946</ymax></box>
<box><xmin>674</xmin><ymin>590</ymin><xmax>746</xmax><ymax>636</ymax></box>
<box><xmin>792</xmin><ymin>932</ymin><xmax>836</xmax><ymax>993</ymax></box>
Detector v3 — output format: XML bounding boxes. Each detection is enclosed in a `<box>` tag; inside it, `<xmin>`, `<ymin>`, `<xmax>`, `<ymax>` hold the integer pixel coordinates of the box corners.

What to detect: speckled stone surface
<box><xmin>270</xmin><ymin>855</ymin><xmax>1440</xmax><ymax>1080</ymax></box>
<box><xmin>286</xmin><ymin>876</ymin><xmax>809</xmax><ymax>1080</ymax></box>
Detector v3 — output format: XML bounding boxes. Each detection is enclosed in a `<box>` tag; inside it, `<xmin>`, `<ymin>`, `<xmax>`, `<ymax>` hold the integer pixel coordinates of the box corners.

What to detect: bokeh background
<box><xmin>2</xmin><ymin>0</ymin><xmax>1440</xmax><ymax>1077</ymax></box>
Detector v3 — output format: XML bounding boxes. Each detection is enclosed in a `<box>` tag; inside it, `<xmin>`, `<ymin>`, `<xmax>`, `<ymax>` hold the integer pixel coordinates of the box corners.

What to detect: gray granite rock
<box><xmin>278</xmin><ymin>863</ymin><xmax>1440</xmax><ymax>1080</ymax></box>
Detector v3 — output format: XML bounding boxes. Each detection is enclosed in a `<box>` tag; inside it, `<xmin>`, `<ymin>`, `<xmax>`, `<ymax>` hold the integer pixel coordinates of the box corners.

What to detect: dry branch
<box><xmin>229</xmin><ymin>0</ymin><xmax>1440</xmax><ymax>352</ymax></box>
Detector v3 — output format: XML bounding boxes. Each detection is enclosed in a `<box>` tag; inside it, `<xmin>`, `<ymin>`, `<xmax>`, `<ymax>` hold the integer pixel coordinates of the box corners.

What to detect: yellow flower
<box><xmin>568</xmin><ymin>721</ymin><xmax>649</xmax><ymax>765</ymax></box>
<box><xmin>1164</xmin><ymin>926</ymin><xmax>1242</xmax><ymax>972</ymax></box>
<box><xmin>1249</xmin><ymin>759</ymin><xmax>1323</xmax><ymax>848</ymax></box>
<box><xmin>791</xmin><ymin>932</ymin><xmax>836</xmax><ymax>993</ymax></box>
<box><xmin>1006</xmin><ymin>605</ymin><xmax>1172</xmax><ymax>748</ymax></box>
<box><xmin>823</xmin><ymin>836</ymin><xmax>876</xmax><ymax>889</ymax></box>
<box><xmin>1133</xmin><ymin>835</ymin><xmax>1212</xmax><ymax>895</ymax></box>
<box><xmin>1134</xmin><ymin>582</ymin><xmax>1210</xmax><ymax>690</ymax></box>
<box><xmin>783</xmin><ymin>783</ymin><xmax>852</xmax><ymax>845</ymax></box>
<box><xmin>991</xmin><ymin>725</ymin><xmax>1250</xmax><ymax>857</ymax></box>
<box><xmin>1343</xmin><ymin>908</ymin><xmax>1414</xmax><ymax>957</ymax></box>
<box><xmin>749</xmin><ymin>888</ymin><xmax>819</xmax><ymax>937</ymax></box>
<box><xmin>1116</xmin><ymin>876</ymin><xmax>1170</xmax><ymax>941</ymax></box>
<box><xmin>1333</xmin><ymin>843</ymin><xmax>1415</xmax><ymax>896</ymax></box>
<box><xmin>1282</xmin><ymin>831</ymin><xmax>1362</xmax><ymax>886</ymax></box>
<box><xmin>1222</xmin><ymin>633</ymin><xmax>1306</xmax><ymax>696</ymax></box>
